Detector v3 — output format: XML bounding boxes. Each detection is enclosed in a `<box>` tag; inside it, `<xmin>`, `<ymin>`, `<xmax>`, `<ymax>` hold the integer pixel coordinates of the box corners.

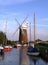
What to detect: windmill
<box><xmin>12</xmin><ymin>16</ymin><xmax>28</xmax><ymax>44</ymax></box>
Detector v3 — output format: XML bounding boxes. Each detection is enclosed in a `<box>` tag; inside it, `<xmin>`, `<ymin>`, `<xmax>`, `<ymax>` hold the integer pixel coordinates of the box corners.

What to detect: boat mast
<box><xmin>30</xmin><ymin>22</ymin><xmax>32</xmax><ymax>42</ymax></box>
<box><xmin>5</xmin><ymin>20</ymin><xmax>7</xmax><ymax>45</ymax></box>
<box><xmin>34</xmin><ymin>13</ymin><xmax>36</xmax><ymax>44</ymax></box>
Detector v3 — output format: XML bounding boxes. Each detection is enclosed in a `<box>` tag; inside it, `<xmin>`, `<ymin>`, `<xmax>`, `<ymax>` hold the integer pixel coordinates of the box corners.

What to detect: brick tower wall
<box><xmin>19</xmin><ymin>28</ymin><xmax>28</xmax><ymax>44</ymax></box>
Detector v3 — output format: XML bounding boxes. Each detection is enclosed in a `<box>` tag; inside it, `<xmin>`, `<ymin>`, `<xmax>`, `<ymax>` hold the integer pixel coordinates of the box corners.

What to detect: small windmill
<box><xmin>12</xmin><ymin>16</ymin><xmax>28</xmax><ymax>44</ymax></box>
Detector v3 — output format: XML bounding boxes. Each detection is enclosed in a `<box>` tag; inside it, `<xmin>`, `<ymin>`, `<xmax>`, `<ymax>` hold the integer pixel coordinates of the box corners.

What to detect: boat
<box><xmin>23</xmin><ymin>44</ymin><xmax>27</xmax><ymax>47</ymax></box>
<box><xmin>17</xmin><ymin>44</ymin><xmax>22</xmax><ymax>48</ymax></box>
<box><xmin>27</xmin><ymin>46</ymin><xmax>40</xmax><ymax>56</ymax></box>
<box><xmin>27</xmin><ymin>13</ymin><xmax>40</xmax><ymax>56</ymax></box>
<box><xmin>4</xmin><ymin>45</ymin><xmax>12</xmax><ymax>52</ymax></box>
<box><xmin>9</xmin><ymin>46</ymin><xmax>12</xmax><ymax>51</ymax></box>
<box><xmin>0</xmin><ymin>46</ymin><xmax>4</xmax><ymax>55</ymax></box>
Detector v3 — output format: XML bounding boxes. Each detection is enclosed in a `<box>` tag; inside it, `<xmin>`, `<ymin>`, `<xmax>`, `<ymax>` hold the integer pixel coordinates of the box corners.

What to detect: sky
<box><xmin>0</xmin><ymin>0</ymin><xmax>48</xmax><ymax>41</ymax></box>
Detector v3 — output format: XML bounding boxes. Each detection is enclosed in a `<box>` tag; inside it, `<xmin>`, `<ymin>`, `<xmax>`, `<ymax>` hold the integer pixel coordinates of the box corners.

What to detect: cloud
<box><xmin>0</xmin><ymin>0</ymin><xmax>33</xmax><ymax>5</ymax></box>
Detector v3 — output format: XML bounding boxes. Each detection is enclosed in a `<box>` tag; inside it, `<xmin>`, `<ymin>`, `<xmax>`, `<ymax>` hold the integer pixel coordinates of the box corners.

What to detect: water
<box><xmin>0</xmin><ymin>48</ymin><xmax>48</xmax><ymax>65</ymax></box>
<box><xmin>0</xmin><ymin>48</ymin><xmax>20</xmax><ymax>65</ymax></box>
<box><xmin>28</xmin><ymin>55</ymin><xmax>48</xmax><ymax>65</ymax></box>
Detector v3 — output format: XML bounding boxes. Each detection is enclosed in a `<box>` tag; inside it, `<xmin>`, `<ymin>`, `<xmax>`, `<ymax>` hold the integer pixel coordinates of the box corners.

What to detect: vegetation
<box><xmin>0</xmin><ymin>31</ymin><xmax>7</xmax><ymax>45</ymax></box>
<box><xmin>0</xmin><ymin>31</ymin><xmax>18</xmax><ymax>46</ymax></box>
<box><xmin>36</xmin><ymin>43</ymin><xmax>48</xmax><ymax>47</ymax></box>
<box><xmin>35</xmin><ymin>43</ymin><xmax>48</xmax><ymax>55</ymax></box>
<box><xmin>7</xmin><ymin>40</ymin><xmax>17</xmax><ymax>46</ymax></box>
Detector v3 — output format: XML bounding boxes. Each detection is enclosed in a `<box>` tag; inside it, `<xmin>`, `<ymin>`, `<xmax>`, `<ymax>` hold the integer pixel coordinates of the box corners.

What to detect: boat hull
<box><xmin>17</xmin><ymin>44</ymin><xmax>22</xmax><ymax>48</ymax></box>
<box><xmin>4</xmin><ymin>46</ymin><xmax>12</xmax><ymax>52</ymax></box>
<box><xmin>0</xmin><ymin>46</ymin><xmax>4</xmax><ymax>55</ymax></box>
<box><xmin>17</xmin><ymin>46</ymin><xmax>22</xmax><ymax>48</ymax></box>
<box><xmin>27</xmin><ymin>46</ymin><xmax>40</xmax><ymax>56</ymax></box>
<box><xmin>27</xmin><ymin>52</ymin><xmax>40</xmax><ymax>56</ymax></box>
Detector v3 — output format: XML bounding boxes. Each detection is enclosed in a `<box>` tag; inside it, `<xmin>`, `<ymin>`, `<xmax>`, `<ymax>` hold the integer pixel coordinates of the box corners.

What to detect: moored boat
<box><xmin>27</xmin><ymin>46</ymin><xmax>40</xmax><ymax>56</ymax></box>
<box><xmin>23</xmin><ymin>44</ymin><xmax>27</xmax><ymax>47</ymax></box>
<box><xmin>9</xmin><ymin>46</ymin><xmax>12</xmax><ymax>51</ymax></box>
<box><xmin>17</xmin><ymin>44</ymin><xmax>22</xmax><ymax>48</ymax></box>
<box><xmin>4</xmin><ymin>45</ymin><xmax>12</xmax><ymax>52</ymax></box>
<box><xmin>0</xmin><ymin>46</ymin><xmax>4</xmax><ymax>55</ymax></box>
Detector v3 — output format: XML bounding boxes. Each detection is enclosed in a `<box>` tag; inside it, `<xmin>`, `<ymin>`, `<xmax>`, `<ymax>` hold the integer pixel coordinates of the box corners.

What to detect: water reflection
<box><xmin>0</xmin><ymin>54</ymin><xmax>4</xmax><ymax>61</ymax></box>
<box><xmin>28</xmin><ymin>56</ymin><xmax>39</xmax><ymax>65</ymax></box>
<box><xmin>40</xmin><ymin>56</ymin><xmax>48</xmax><ymax>65</ymax></box>
<box><xmin>28</xmin><ymin>55</ymin><xmax>48</xmax><ymax>65</ymax></box>
<box><xmin>0</xmin><ymin>48</ymin><xmax>19</xmax><ymax>65</ymax></box>
<box><xmin>0</xmin><ymin>48</ymin><xmax>48</xmax><ymax>65</ymax></box>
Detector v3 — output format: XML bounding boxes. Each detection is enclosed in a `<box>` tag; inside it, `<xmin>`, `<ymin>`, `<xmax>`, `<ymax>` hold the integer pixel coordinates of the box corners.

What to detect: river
<box><xmin>0</xmin><ymin>48</ymin><xmax>48</xmax><ymax>65</ymax></box>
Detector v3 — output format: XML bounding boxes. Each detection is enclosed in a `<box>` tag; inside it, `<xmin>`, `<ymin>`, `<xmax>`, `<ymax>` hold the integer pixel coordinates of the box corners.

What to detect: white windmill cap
<box><xmin>22</xmin><ymin>23</ymin><xmax>28</xmax><ymax>29</ymax></box>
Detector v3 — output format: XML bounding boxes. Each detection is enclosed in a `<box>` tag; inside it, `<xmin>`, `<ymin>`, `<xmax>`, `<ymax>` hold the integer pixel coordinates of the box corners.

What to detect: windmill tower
<box><xmin>12</xmin><ymin>16</ymin><xmax>28</xmax><ymax>44</ymax></box>
<box><xmin>19</xmin><ymin>23</ymin><xmax>28</xmax><ymax>44</ymax></box>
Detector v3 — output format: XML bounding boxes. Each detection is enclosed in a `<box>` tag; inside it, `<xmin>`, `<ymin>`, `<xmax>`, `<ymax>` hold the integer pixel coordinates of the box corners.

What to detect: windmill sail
<box><xmin>12</xmin><ymin>16</ymin><xmax>28</xmax><ymax>44</ymax></box>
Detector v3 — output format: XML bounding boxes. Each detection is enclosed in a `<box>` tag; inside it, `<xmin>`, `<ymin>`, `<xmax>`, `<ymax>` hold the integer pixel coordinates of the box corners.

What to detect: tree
<box><xmin>7</xmin><ymin>40</ymin><xmax>13</xmax><ymax>45</ymax></box>
<box><xmin>0</xmin><ymin>31</ymin><xmax>7</xmax><ymax>45</ymax></box>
